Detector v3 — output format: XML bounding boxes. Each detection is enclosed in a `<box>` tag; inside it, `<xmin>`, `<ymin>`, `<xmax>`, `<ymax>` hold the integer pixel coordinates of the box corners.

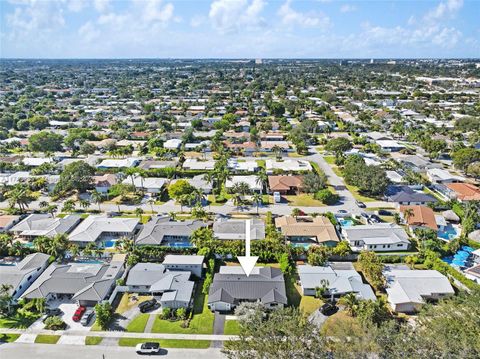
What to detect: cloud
<box><xmin>94</xmin><ymin>0</ymin><xmax>111</xmax><ymax>13</ymax></box>
<box><xmin>278</xmin><ymin>0</ymin><xmax>330</xmax><ymax>28</ymax></box>
<box><xmin>424</xmin><ymin>0</ymin><xmax>463</xmax><ymax>22</ymax></box>
<box><xmin>190</xmin><ymin>15</ymin><xmax>206</xmax><ymax>28</ymax></box>
<box><xmin>340</xmin><ymin>4</ymin><xmax>356</xmax><ymax>13</ymax></box>
<box><xmin>78</xmin><ymin>21</ymin><xmax>100</xmax><ymax>42</ymax></box>
<box><xmin>209</xmin><ymin>0</ymin><xmax>266</xmax><ymax>34</ymax></box>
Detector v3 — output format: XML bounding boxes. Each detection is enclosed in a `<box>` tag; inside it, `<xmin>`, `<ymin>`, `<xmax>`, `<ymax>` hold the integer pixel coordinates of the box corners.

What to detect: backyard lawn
<box><xmin>118</xmin><ymin>338</ymin><xmax>211</xmax><ymax>349</ymax></box>
<box><xmin>85</xmin><ymin>336</ymin><xmax>103</xmax><ymax>345</ymax></box>
<box><xmin>224</xmin><ymin>320</ymin><xmax>241</xmax><ymax>335</ymax></box>
<box><xmin>300</xmin><ymin>295</ymin><xmax>323</xmax><ymax>316</ymax></box>
<box><xmin>126</xmin><ymin>313</ymin><xmax>149</xmax><ymax>333</ymax></box>
<box><xmin>35</xmin><ymin>335</ymin><xmax>60</xmax><ymax>344</ymax></box>
<box><xmin>115</xmin><ymin>293</ymin><xmax>153</xmax><ymax>314</ymax></box>
<box><xmin>152</xmin><ymin>286</ymin><xmax>214</xmax><ymax>334</ymax></box>
<box><xmin>285</xmin><ymin>274</ymin><xmax>323</xmax><ymax>315</ymax></box>
<box><xmin>0</xmin><ymin>334</ymin><xmax>20</xmax><ymax>343</ymax></box>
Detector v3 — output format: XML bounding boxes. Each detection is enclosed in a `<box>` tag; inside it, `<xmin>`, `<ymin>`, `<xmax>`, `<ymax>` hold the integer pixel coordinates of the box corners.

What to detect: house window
<box><xmin>27</xmin><ymin>275</ymin><xmax>32</xmax><ymax>281</ymax></box>
<box><xmin>397</xmin><ymin>244</ymin><xmax>403</xmax><ymax>247</ymax></box>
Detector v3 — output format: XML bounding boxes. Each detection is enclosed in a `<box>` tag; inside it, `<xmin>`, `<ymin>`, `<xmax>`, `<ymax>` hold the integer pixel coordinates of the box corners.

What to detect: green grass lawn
<box><xmin>345</xmin><ymin>184</ymin><xmax>377</xmax><ymax>203</ymax></box>
<box><xmin>0</xmin><ymin>313</ymin><xmax>40</xmax><ymax>329</ymax></box>
<box><xmin>115</xmin><ymin>293</ymin><xmax>153</xmax><ymax>315</ymax></box>
<box><xmin>35</xmin><ymin>335</ymin><xmax>60</xmax><ymax>344</ymax></box>
<box><xmin>0</xmin><ymin>333</ymin><xmax>20</xmax><ymax>343</ymax></box>
<box><xmin>152</xmin><ymin>286</ymin><xmax>214</xmax><ymax>334</ymax></box>
<box><xmin>118</xmin><ymin>338</ymin><xmax>211</xmax><ymax>349</ymax></box>
<box><xmin>85</xmin><ymin>336</ymin><xmax>103</xmax><ymax>345</ymax></box>
<box><xmin>286</xmin><ymin>194</ymin><xmax>325</xmax><ymax>207</ymax></box>
<box><xmin>285</xmin><ymin>274</ymin><xmax>302</xmax><ymax>307</ymax></box>
<box><xmin>224</xmin><ymin>320</ymin><xmax>241</xmax><ymax>335</ymax></box>
<box><xmin>323</xmin><ymin>156</ymin><xmax>336</xmax><ymax>165</ymax></box>
<box><xmin>300</xmin><ymin>295</ymin><xmax>323</xmax><ymax>316</ymax></box>
<box><xmin>126</xmin><ymin>314</ymin><xmax>149</xmax><ymax>333</ymax></box>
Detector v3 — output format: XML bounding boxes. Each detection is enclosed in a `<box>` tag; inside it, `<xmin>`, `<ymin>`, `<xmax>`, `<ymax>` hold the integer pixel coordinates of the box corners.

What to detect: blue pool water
<box><xmin>165</xmin><ymin>242</ymin><xmax>193</xmax><ymax>248</ymax></box>
<box><xmin>74</xmin><ymin>259</ymin><xmax>104</xmax><ymax>264</ymax></box>
<box><xmin>22</xmin><ymin>242</ymin><xmax>35</xmax><ymax>248</ymax></box>
<box><xmin>103</xmin><ymin>240</ymin><xmax>117</xmax><ymax>248</ymax></box>
<box><xmin>438</xmin><ymin>225</ymin><xmax>459</xmax><ymax>241</ymax></box>
<box><xmin>442</xmin><ymin>246</ymin><xmax>474</xmax><ymax>268</ymax></box>
<box><xmin>338</xmin><ymin>218</ymin><xmax>354</xmax><ymax>227</ymax></box>
<box><xmin>290</xmin><ymin>243</ymin><xmax>312</xmax><ymax>249</ymax></box>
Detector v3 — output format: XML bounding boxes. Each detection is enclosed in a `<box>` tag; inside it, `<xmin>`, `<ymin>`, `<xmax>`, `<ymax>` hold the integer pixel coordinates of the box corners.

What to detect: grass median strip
<box><xmin>35</xmin><ymin>334</ymin><xmax>60</xmax><ymax>344</ymax></box>
<box><xmin>224</xmin><ymin>320</ymin><xmax>240</xmax><ymax>335</ymax></box>
<box><xmin>126</xmin><ymin>314</ymin><xmax>149</xmax><ymax>333</ymax></box>
<box><xmin>118</xmin><ymin>338</ymin><xmax>211</xmax><ymax>349</ymax></box>
<box><xmin>0</xmin><ymin>333</ymin><xmax>20</xmax><ymax>343</ymax></box>
<box><xmin>85</xmin><ymin>336</ymin><xmax>103</xmax><ymax>345</ymax></box>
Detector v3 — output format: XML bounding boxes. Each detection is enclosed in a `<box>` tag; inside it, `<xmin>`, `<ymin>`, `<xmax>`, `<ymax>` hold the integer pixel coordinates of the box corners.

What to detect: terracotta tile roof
<box><xmin>268</xmin><ymin>176</ymin><xmax>303</xmax><ymax>191</ymax></box>
<box><xmin>275</xmin><ymin>216</ymin><xmax>339</xmax><ymax>244</ymax></box>
<box><xmin>400</xmin><ymin>205</ymin><xmax>438</xmax><ymax>231</ymax></box>
<box><xmin>446</xmin><ymin>183</ymin><xmax>480</xmax><ymax>201</ymax></box>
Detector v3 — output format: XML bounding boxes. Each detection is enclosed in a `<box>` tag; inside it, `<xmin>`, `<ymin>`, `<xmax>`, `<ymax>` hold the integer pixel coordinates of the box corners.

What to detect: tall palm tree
<box><xmin>252</xmin><ymin>192</ymin><xmax>263</xmax><ymax>214</ymax></box>
<box><xmin>62</xmin><ymin>199</ymin><xmax>75</xmax><ymax>213</ymax></box>
<box><xmin>291</xmin><ymin>208</ymin><xmax>301</xmax><ymax>219</ymax></box>
<box><xmin>5</xmin><ymin>184</ymin><xmax>33</xmax><ymax>212</ymax></box>
<box><xmin>124</xmin><ymin>167</ymin><xmax>138</xmax><ymax>193</ymax></box>
<box><xmin>232</xmin><ymin>193</ymin><xmax>242</xmax><ymax>211</ymax></box>
<box><xmin>90</xmin><ymin>190</ymin><xmax>103</xmax><ymax>211</ymax></box>
<box><xmin>272</xmin><ymin>145</ymin><xmax>283</xmax><ymax>160</ymax></box>
<box><xmin>147</xmin><ymin>198</ymin><xmax>156</xmax><ymax>214</ymax></box>
<box><xmin>255</xmin><ymin>168</ymin><xmax>268</xmax><ymax>195</ymax></box>
<box><xmin>403</xmin><ymin>208</ymin><xmax>414</xmax><ymax>224</ymax></box>
<box><xmin>47</xmin><ymin>205</ymin><xmax>58</xmax><ymax>218</ymax></box>
<box><xmin>338</xmin><ymin>293</ymin><xmax>360</xmax><ymax>317</ymax></box>
<box><xmin>135</xmin><ymin>207</ymin><xmax>144</xmax><ymax>219</ymax></box>
<box><xmin>39</xmin><ymin>200</ymin><xmax>49</xmax><ymax>210</ymax></box>
<box><xmin>79</xmin><ymin>199</ymin><xmax>90</xmax><ymax>210</ymax></box>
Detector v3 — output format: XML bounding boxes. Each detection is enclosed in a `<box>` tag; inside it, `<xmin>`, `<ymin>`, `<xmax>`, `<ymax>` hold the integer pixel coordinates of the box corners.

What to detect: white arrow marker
<box><xmin>238</xmin><ymin>219</ymin><xmax>259</xmax><ymax>277</ymax></box>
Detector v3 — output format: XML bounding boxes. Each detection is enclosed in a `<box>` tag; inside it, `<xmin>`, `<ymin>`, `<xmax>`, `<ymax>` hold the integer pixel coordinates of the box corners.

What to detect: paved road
<box><xmin>0</xmin><ymin>343</ymin><xmax>224</xmax><ymax>359</ymax></box>
<box><xmin>0</xmin><ymin>148</ymin><xmax>365</xmax><ymax>216</ymax></box>
<box><xmin>211</xmin><ymin>313</ymin><xmax>226</xmax><ymax>349</ymax></box>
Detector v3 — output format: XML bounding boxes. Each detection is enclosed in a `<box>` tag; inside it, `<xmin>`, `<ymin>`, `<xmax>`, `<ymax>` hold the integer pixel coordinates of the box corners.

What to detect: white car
<box><xmin>135</xmin><ymin>342</ymin><xmax>161</xmax><ymax>355</ymax></box>
<box><xmin>273</xmin><ymin>191</ymin><xmax>281</xmax><ymax>203</ymax></box>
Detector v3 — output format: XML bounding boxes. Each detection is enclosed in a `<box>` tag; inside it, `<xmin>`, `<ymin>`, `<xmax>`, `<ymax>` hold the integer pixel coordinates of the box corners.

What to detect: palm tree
<box><xmin>135</xmin><ymin>207</ymin><xmax>144</xmax><ymax>219</ymax></box>
<box><xmin>147</xmin><ymin>198</ymin><xmax>156</xmax><ymax>214</ymax></box>
<box><xmin>90</xmin><ymin>190</ymin><xmax>103</xmax><ymax>211</ymax></box>
<box><xmin>403</xmin><ymin>208</ymin><xmax>414</xmax><ymax>224</ymax></box>
<box><xmin>272</xmin><ymin>145</ymin><xmax>283</xmax><ymax>160</ymax></box>
<box><xmin>338</xmin><ymin>293</ymin><xmax>360</xmax><ymax>317</ymax></box>
<box><xmin>124</xmin><ymin>167</ymin><xmax>137</xmax><ymax>193</ymax></box>
<box><xmin>232</xmin><ymin>193</ymin><xmax>242</xmax><ymax>211</ymax></box>
<box><xmin>62</xmin><ymin>199</ymin><xmax>75</xmax><ymax>213</ymax></box>
<box><xmin>255</xmin><ymin>168</ymin><xmax>268</xmax><ymax>195</ymax></box>
<box><xmin>39</xmin><ymin>200</ymin><xmax>49</xmax><ymax>210</ymax></box>
<box><xmin>5</xmin><ymin>184</ymin><xmax>33</xmax><ymax>212</ymax></box>
<box><xmin>47</xmin><ymin>205</ymin><xmax>58</xmax><ymax>218</ymax></box>
<box><xmin>252</xmin><ymin>192</ymin><xmax>263</xmax><ymax>214</ymax></box>
<box><xmin>79</xmin><ymin>199</ymin><xmax>90</xmax><ymax>211</ymax></box>
<box><xmin>291</xmin><ymin>208</ymin><xmax>301</xmax><ymax>219</ymax></box>
<box><xmin>168</xmin><ymin>211</ymin><xmax>177</xmax><ymax>221</ymax></box>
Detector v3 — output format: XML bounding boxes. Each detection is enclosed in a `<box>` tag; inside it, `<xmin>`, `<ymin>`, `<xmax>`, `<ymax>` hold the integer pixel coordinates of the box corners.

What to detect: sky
<box><xmin>0</xmin><ymin>0</ymin><xmax>479</xmax><ymax>59</ymax></box>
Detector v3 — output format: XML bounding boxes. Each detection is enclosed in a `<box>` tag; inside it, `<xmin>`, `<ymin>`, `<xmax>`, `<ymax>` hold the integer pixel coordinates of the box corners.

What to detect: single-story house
<box><xmin>342</xmin><ymin>223</ymin><xmax>410</xmax><ymax>252</ymax></box>
<box><xmin>225</xmin><ymin>175</ymin><xmax>262</xmax><ymax>192</ymax></box>
<box><xmin>182</xmin><ymin>158</ymin><xmax>216</xmax><ymax>171</ymax></box>
<box><xmin>298</xmin><ymin>263</ymin><xmax>376</xmax><ymax>300</ymax></box>
<box><xmin>68</xmin><ymin>216</ymin><xmax>140</xmax><ymax>247</ymax></box>
<box><xmin>138</xmin><ymin>160</ymin><xmax>178</xmax><ymax>171</ymax></box>
<box><xmin>122</xmin><ymin>176</ymin><xmax>167</xmax><ymax>194</ymax></box>
<box><xmin>227</xmin><ymin>159</ymin><xmax>259</xmax><ymax>173</ymax></box>
<box><xmin>22</xmin><ymin>255</ymin><xmax>125</xmax><ymax>307</ymax></box>
<box><xmin>445</xmin><ymin>183</ymin><xmax>480</xmax><ymax>202</ymax></box>
<box><xmin>268</xmin><ymin>175</ymin><xmax>303</xmax><ymax>194</ymax></box>
<box><xmin>10</xmin><ymin>214</ymin><xmax>82</xmax><ymax>240</ymax></box>
<box><xmin>126</xmin><ymin>263</ymin><xmax>194</xmax><ymax>309</ymax></box>
<box><xmin>170</xmin><ymin>175</ymin><xmax>212</xmax><ymax>194</ymax></box>
<box><xmin>426</xmin><ymin>168</ymin><xmax>464</xmax><ymax>184</ymax></box>
<box><xmin>265</xmin><ymin>159</ymin><xmax>312</xmax><ymax>173</ymax></box>
<box><xmin>208</xmin><ymin>266</ymin><xmax>287</xmax><ymax>312</ymax></box>
<box><xmin>93</xmin><ymin>174</ymin><xmax>117</xmax><ymax>194</ymax></box>
<box><xmin>213</xmin><ymin>219</ymin><xmax>265</xmax><ymax>241</ymax></box>
<box><xmin>275</xmin><ymin>216</ymin><xmax>340</xmax><ymax>247</ymax></box>
<box><xmin>376</xmin><ymin>140</ymin><xmax>405</xmax><ymax>152</ymax></box>
<box><xmin>162</xmin><ymin>255</ymin><xmax>205</xmax><ymax>278</ymax></box>
<box><xmin>385</xmin><ymin>185</ymin><xmax>437</xmax><ymax>206</ymax></box>
<box><xmin>0</xmin><ymin>253</ymin><xmax>50</xmax><ymax>300</ymax></box>
<box><xmin>96</xmin><ymin>158</ymin><xmax>139</xmax><ymax>169</ymax></box>
<box><xmin>135</xmin><ymin>216</ymin><xmax>207</xmax><ymax>247</ymax></box>
<box><xmin>400</xmin><ymin>205</ymin><xmax>438</xmax><ymax>232</ymax></box>
<box><xmin>383</xmin><ymin>266</ymin><xmax>454</xmax><ymax>313</ymax></box>
<box><xmin>164</xmin><ymin>139</ymin><xmax>182</xmax><ymax>150</ymax></box>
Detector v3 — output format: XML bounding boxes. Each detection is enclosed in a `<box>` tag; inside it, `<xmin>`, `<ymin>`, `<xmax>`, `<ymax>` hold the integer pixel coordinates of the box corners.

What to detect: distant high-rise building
<box><xmin>255</xmin><ymin>59</ymin><xmax>262</xmax><ymax>64</ymax></box>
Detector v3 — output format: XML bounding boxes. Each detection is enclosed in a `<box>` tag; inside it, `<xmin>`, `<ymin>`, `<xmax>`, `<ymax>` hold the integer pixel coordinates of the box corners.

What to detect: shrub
<box><xmin>161</xmin><ymin>307</ymin><xmax>171</xmax><ymax>319</ymax></box>
<box><xmin>176</xmin><ymin>307</ymin><xmax>187</xmax><ymax>320</ymax></box>
<box><xmin>314</xmin><ymin>189</ymin><xmax>339</xmax><ymax>205</ymax></box>
<box><xmin>44</xmin><ymin>316</ymin><xmax>66</xmax><ymax>330</ymax></box>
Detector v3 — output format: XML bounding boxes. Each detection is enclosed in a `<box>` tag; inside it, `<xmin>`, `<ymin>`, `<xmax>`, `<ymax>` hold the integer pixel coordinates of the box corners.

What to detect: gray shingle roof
<box><xmin>10</xmin><ymin>214</ymin><xmax>82</xmax><ymax>237</ymax></box>
<box><xmin>135</xmin><ymin>216</ymin><xmax>206</xmax><ymax>245</ymax></box>
<box><xmin>213</xmin><ymin>219</ymin><xmax>265</xmax><ymax>241</ymax></box>
<box><xmin>208</xmin><ymin>266</ymin><xmax>287</xmax><ymax>305</ymax></box>
<box><xmin>0</xmin><ymin>253</ymin><xmax>50</xmax><ymax>295</ymax></box>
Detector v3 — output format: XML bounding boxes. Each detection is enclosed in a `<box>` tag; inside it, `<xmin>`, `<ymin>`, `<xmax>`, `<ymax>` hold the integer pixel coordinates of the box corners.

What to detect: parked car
<box><xmin>81</xmin><ymin>309</ymin><xmax>94</xmax><ymax>326</ymax></box>
<box><xmin>356</xmin><ymin>200</ymin><xmax>366</xmax><ymax>208</ymax></box>
<box><xmin>135</xmin><ymin>342</ymin><xmax>161</xmax><ymax>355</ymax></box>
<box><xmin>72</xmin><ymin>306</ymin><xmax>86</xmax><ymax>322</ymax></box>
<box><xmin>273</xmin><ymin>191</ymin><xmax>281</xmax><ymax>203</ymax></box>
<box><xmin>138</xmin><ymin>299</ymin><xmax>157</xmax><ymax>313</ymax></box>
<box><xmin>45</xmin><ymin>308</ymin><xmax>63</xmax><ymax>316</ymax></box>
<box><xmin>377</xmin><ymin>209</ymin><xmax>392</xmax><ymax>216</ymax></box>
<box><xmin>319</xmin><ymin>302</ymin><xmax>338</xmax><ymax>316</ymax></box>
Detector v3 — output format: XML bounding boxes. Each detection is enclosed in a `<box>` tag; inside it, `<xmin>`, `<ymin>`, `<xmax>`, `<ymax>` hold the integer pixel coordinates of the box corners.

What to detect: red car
<box><xmin>72</xmin><ymin>306</ymin><xmax>86</xmax><ymax>322</ymax></box>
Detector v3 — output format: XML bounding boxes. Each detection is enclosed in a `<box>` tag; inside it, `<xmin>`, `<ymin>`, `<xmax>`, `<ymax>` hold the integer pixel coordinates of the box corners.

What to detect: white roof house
<box><xmin>298</xmin><ymin>263</ymin><xmax>376</xmax><ymax>300</ymax></box>
<box><xmin>182</xmin><ymin>158</ymin><xmax>216</xmax><ymax>171</ymax></box>
<box><xmin>97</xmin><ymin>158</ymin><xmax>139</xmax><ymax>169</ymax></box>
<box><xmin>342</xmin><ymin>224</ymin><xmax>410</xmax><ymax>252</ymax></box>
<box><xmin>426</xmin><ymin>168</ymin><xmax>465</xmax><ymax>184</ymax></box>
<box><xmin>383</xmin><ymin>267</ymin><xmax>455</xmax><ymax>313</ymax></box>
<box><xmin>69</xmin><ymin>216</ymin><xmax>140</xmax><ymax>245</ymax></box>
<box><xmin>225</xmin><ymin>175</ymin><xmax>262</xmax><ymax>192</ymax></box>
<box><xmin>122</xmin><ymin>176</ymin><xmax>167</xmax><ymax>193</ymax></box>
<box><xmin>227</xmin><ymin>159</ymin><xmax>259</xmax><ymax>173</ymax></box>
<box><xmin>22</xmin><ymin>158</ymin><xmax>53</xmax><ymax>167</ymax></box>
<box><xmin>386</xmin><ymin>170</ymin><xmax>405</xmax><ymax>183</ymax></box>
<box><xmin>164</xmin><ymin>139</ymin><xmax>182</xmax><ymax>150</ymax></box>
<box><xmin>265</xmin><ymin>159</ymin><xmax>312</xmax><ymax>173</ymax></box>
<box><xmin>376</xmin><ymin>140</ymin><xmax>405</xmax><ymax>152</ymax></box>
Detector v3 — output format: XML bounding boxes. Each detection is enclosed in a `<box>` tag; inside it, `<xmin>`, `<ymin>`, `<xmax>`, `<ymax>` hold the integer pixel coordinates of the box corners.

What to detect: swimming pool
<box><xmin>442</xmin><ymin>246</ymin><xmax>474</xmax><ymax>268</ymax></box>
<box><xmin>290</xmin><ymin>242</ymin><xmax>312</xmax><ymax>249</ymax></box>
<box><xmin>103</xmin><ymin>239</ymin><xmax>118</xmax><ymax>248</ymax></box>
<box><xmin>338</xmin><ymin>218</ymin><xmax>354</xmax><ymax>227</ymax></box>
<box><xmin>74</xmin><ymin>259</ymin><xmax>105</xmax><ymax>264</ymax></box>
<box><xmin>165</xmin><ymin>242</ymin><xmax>193</xmax><ymax>248</ymax></box>
<box><xmin>438</xmin><ymin>225</ymin><xmax>460</xmax><ymax>241</ymax></box>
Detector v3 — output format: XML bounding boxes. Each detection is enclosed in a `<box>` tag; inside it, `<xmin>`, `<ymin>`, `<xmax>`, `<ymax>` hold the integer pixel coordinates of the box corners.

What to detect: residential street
<box><xmin>0</xmin><ymin>343</ymin><xmax>224</xmax><ymax>359</ymax></box>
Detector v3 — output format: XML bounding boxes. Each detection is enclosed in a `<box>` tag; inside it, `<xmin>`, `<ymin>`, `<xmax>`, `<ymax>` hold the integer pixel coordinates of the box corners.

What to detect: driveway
<box><xmin>211</xmin><ymin>312</ymin><xmax>226</xmax><ymax>348</ymax></box>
